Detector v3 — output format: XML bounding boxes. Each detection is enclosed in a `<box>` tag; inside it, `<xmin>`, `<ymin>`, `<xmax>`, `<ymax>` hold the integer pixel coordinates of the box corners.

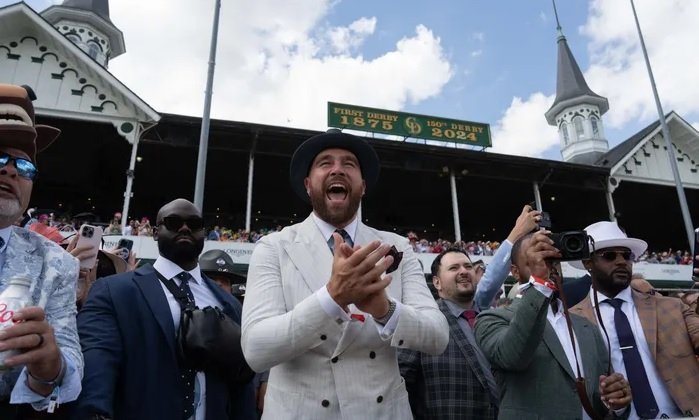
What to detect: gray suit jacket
<box><xmin>475</xmin><ymin>287</ymin><xmax>616</xmax><ymax>420</ymax></box>
<box><xmin>241</xmin><ymin>215</ymin><xmax>448</xmax><ymax>419</ymax></box>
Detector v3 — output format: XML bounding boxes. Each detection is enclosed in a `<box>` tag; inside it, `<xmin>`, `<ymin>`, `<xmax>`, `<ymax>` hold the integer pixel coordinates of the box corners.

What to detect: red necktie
<box><xmin>461</xmin><ymin>310</ymin><xmax>477</xmax><ymax>329</ymax></box>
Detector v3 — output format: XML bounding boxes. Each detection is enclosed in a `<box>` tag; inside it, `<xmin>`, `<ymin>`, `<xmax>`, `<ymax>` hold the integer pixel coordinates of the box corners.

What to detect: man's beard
<box><xmin>591</xmin><ymin>265</ymin><xmax>632</xmax><ymax>295</ymax></box>
<box><xmin>158</xmin><ymin>238</ymin><xmax>204</xmax><ymax>264</ymax></box>
<box><xmin>309</xmin><ymin>186</ymin><xmax>362</xmax><ymax>226</ymax></box>
<box><xmin>0</xmin><ymin>197</ymin><xmax>22</xmax><ymax>226</ymax></box>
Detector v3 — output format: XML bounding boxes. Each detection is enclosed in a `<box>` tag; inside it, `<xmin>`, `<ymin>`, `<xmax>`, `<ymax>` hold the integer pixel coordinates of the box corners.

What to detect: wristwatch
<box><xmin>374</xmin><ymin>299</ymin><xmax>396</xmax><ymax>325</ymax></box>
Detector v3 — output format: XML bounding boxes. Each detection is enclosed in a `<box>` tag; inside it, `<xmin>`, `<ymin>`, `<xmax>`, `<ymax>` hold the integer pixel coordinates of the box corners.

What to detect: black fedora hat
<box><xmin>289</xmin><ymin>129</ymin><xmax>380</xmax><ymax>203</ymax></box>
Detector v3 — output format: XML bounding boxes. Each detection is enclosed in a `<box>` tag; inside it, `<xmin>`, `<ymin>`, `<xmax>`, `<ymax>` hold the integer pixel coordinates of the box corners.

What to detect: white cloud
<box><xmin>102</xmin><ymin>0</ymin><xmax>451</xmax><ymax>130</ymax></box>
<box><xmin>472</xmin><ymin>32</ymin><xmax>484</xmax><ymax>42</ymax></box>
<box><xmin>327</xmin><ymin>16</ymin><xmax>376</xmax><ymax>54</ymax></box>
<box><xmin>582</xmin><ymin>0</ymin><xmax>699</xmax><ymax>128</ymax></box>
<box><xmin>489</xmin><ymin>93</ymin><xmax>558</xmax><ymax>158</ymax></box>
<box><xmin>488</xmin><ymin>0</ymin><xmax>699</xmax><ymax>159</ymax></box>
<box><xmin>470</xmin><ymin>49</ymin><xmax>482</xmax><ymax>58</ymax></box>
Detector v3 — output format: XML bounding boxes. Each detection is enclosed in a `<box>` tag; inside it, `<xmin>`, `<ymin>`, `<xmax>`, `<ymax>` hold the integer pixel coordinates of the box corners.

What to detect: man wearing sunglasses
<box><xmin>476</xmin><ymin>229</ymin><xmax>632</xmax><ymax>419</ymax></box>
<box><xmin>242</xmin><ymin>130</ymin><xmax>449</xmax><ymax>419</ymax></box>
<box><xmin>570</xmin><ymin>221</ymin><xmax>699</xmax><ymax>418</ymax></box>
<box><xmin>0</xmin><ymin>84</ymin><xmax>84</xmax><ymax>417</ymax></box>
<box><xmin>76</xmin><ymin>198</ymin><xmax>255</xmax><ymax>420</ymax></box>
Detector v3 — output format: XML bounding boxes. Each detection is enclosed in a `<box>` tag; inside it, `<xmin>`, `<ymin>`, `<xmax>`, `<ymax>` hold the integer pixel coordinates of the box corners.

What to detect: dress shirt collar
<box><xmin>443</xmin><ymin>297</ymin><xmax>480</xmax><ymax>315</ymax></box>
<box><xmin>590</xmin><ymin>285</ymin><xmax>633</xmax><ymax>308</ymax></box>
<box><xmin>0</xmin><ymin>226</ymin><xmax>10</xmax><ymax>254</ymax></box>
<box><xmin>311</xmin><ymin>212</ymin><xmax>358</xmax><ymax>245</ymax></box>
<box><xmin>153</xmin><ymin>255</ymin><xmax>203</xmax><ymax>285</ymax></box>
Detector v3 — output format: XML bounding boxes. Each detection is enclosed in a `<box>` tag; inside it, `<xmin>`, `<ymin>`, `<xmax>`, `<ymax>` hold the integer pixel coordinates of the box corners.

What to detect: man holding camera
<box><xmin>242</xmin><ymin>130</ymin><xmax>449</xmax><ymax>419</ymax></box>
<box><xmin>0</xmin><ymin>84</ymin><xmax>83</xmax><ymax>417</ymax></box>
<box><xmin>397</xmin><ymin>205</ymin><xmax>540</xmax><ymax>419</ymax></box>
<box><xmin>76</xmin><ymin>198</ymin><xmax>255</xmax><ymax>419</ymax></box>
<box><xmin>570</xmin><ymin>221</ymin><xmax>699</xmax><ymax>418</ymax></box>
<box><xmin>476</xmin><ymin>229</ymin><xmax>632</xmax><ymax>419</ymax></box>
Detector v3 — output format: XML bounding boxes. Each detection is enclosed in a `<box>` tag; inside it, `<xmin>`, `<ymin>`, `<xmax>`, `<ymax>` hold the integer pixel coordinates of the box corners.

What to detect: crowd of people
<box><xmin>0</xmin><ymin>83</ymin><xmax>698</xmax><ymax>420</ymax></box>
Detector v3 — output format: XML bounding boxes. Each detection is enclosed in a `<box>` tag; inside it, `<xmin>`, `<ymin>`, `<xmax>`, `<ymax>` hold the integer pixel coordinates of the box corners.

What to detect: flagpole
<box><xmin>630</xmin><ymin>0</ymin><xmax>694</xmax><ymax>252</ymax></box>
<box><xmin>194</xmin><ymin>0</ymin><xmax>222</xmax><ymax>210</ymax></box>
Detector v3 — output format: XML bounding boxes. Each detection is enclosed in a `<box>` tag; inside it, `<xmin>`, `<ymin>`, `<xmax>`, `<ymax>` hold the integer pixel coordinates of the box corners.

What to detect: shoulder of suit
<box><xmin>12</xmin><ymin>226</ymin><xmax>77</xmax><ymax>262</ymax></box>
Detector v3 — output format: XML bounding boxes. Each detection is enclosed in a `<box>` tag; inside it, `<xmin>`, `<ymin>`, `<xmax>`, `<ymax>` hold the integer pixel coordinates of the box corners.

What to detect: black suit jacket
<box><xmin>74</xmin><ymin>264</ymin><xmax>255</xmax><ymax>419</ymax></box>
<box><xmin>398</xmin><ymin>299</ymin><xmax>497</xmax><ymax>419</ymax></box>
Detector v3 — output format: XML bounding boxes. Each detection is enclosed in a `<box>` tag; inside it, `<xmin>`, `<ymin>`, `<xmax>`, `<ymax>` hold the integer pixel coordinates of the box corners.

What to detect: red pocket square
<box><xmin>350</xmin><ymin>313</ymin><xmax>365</xmax><ymax>322</ymax></box>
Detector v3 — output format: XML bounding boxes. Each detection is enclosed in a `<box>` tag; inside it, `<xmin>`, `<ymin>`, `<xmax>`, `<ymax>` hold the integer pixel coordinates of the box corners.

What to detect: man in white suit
<box><xmin>242</xmin><ymin>129</ymin><xmax>449</xmax><ymax>419</ymax></box>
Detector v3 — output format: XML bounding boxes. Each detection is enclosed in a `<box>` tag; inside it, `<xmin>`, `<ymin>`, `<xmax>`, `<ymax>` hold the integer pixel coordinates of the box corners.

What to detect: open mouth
<box><xmin>0</xmin><ymin>104</ymin><xmax>32</xmax><ymax>127</ymax></box>
<box><xmin>326</xmin><ymin>183</ymin><xmax>348</xmax><ymax>202</ymax></box>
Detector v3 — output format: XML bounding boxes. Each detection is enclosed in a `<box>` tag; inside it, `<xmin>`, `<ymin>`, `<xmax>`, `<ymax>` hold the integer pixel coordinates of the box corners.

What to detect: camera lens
<box><xmin>563</xmin><ymin>236</ymin><xmax>583</xmax><ymax>253</ymax></box>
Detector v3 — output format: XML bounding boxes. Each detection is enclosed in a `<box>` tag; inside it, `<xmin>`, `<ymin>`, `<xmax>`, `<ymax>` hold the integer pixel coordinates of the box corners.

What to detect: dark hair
<box><xmin>430</xmin><ymin>247</ymin><xmax>469</xmax><ymax>278</ymax></box>
<box><xmin>511</xmin><ymin>232</ymin><xmax>535</xmax><ymax>266</ymax></box>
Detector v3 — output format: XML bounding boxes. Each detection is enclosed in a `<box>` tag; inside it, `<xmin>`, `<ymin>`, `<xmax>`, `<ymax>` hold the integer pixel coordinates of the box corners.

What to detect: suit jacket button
<box><xmin>377</xmin><ymin>395</ymin><xmax>383</xmax><ymax>403</ymax></box>
<box><xmin>320</xmin><ymin>334</ymin><xmax>327</xmax><ymax>340</ymax></box>
<box><xmin>369</xmin><ymin>351</ymin><xmax>376</xmax><ymax>359</ymax></box>
<box><xmin>331</xmin><ymin>356</ymin><xmax>338</xmax><ymax>363</ymax></box>
<box><xmin>322</xmin><ymin>400</ymin><xmax>330</xmax><ymax>407</ymax></box>
<box><xmin>398</xmin><ymin>339</ymin><xmax>404</xmax><ymax>346</ymax></box>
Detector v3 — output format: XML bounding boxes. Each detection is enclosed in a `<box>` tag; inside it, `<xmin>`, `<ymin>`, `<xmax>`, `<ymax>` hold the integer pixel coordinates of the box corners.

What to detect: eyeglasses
<box><xmin>159</xmin><ymin>216</ymin><xmax>204</xmax><ymax>232</ymax></box>
<box><xmin>594</xmin><ymin>250</ymin><xmax>635</xmax><ymax>262</ymax></box>
<box><xmin>0</xmin><ymin>153</ymin><xmax>38</xmax><ymax>180</ymax></box>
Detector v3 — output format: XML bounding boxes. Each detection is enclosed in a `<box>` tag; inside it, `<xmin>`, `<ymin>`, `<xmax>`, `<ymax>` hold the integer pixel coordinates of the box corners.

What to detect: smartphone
<box><xmin>529</xmin><ymin>201</ymin><xmax>552</xmax><ymax>230</ymax></box>
<box><xmin>75</xmin><ymin>224</ymin><xmax>103</xmax><ymax>269</ymax></box>
<box><xmin>116</xmin><ymin>238</ymin><xmax>134</xmax><ymax>261</ymax></box>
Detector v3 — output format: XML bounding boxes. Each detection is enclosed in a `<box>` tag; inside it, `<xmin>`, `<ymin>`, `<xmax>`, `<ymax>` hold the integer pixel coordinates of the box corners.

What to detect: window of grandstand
<box><xmin>591</xmin><ymin>116</ymin><xmax>600</xmax><ymax>137</ymax></box>
<box><xmin>559</xmin><ymin>122</ymin><xmax>570</xmax><ymax>145</ymax></box>
<box><xmin>573</xmin><ymin>116</ymin><xmax>585</xmax><ymax>139</ymax></box>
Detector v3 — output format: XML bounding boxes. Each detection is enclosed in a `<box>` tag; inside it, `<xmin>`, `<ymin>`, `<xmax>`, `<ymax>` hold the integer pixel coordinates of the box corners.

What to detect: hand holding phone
<box><xmin>116</xmin><ymin>238</ymin><xmax>134</xmax><ymax>261</ymax></box>
<box><xmin>75</xmin><ymin>224</ymin><xmax>103</xmax><ymax>269</ymax></box>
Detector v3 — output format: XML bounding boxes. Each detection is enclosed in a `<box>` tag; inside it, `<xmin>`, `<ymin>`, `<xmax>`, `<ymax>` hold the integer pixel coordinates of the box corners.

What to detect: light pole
<box><xmin>630</xmin><ymin>0</ymin><xmax>694</xmax><ymax>252</ymax></box>
<box><xmin>193</xmin><ymin>0</ymin><xmax>222</xmax><ymax>210</ymax></box>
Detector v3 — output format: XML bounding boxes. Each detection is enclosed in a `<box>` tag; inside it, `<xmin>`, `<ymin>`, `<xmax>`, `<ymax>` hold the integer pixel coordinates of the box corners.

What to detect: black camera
<box><xmin>548</xmin><ymin>231</ymin><xmax>589</xmax><ymax>261</ymax></box>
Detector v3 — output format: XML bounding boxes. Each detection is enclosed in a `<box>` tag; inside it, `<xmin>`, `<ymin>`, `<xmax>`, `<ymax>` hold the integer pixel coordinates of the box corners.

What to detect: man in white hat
<box><xmin>570</xmin><ymin>221</ymin><xmax>699</xmax><ymax>418</ymax></box>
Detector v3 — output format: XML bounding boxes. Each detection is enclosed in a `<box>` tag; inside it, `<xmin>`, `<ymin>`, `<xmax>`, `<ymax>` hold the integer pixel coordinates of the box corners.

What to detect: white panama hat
<box><xmin>569</xmin><ymin>221</ymin><xmax>647</xmax><ymax>270</ymax></box>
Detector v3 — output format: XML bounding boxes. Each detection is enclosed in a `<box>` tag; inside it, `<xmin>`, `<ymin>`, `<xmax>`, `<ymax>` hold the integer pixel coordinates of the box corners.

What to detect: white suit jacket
<box><xmin>242</xmin><ymin>215</ymin><xmax>448</xmax><ymax>420</ymax></box>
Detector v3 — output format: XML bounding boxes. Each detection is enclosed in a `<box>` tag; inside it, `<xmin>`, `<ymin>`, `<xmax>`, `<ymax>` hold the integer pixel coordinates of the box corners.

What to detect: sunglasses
<box><xmin>0</xmin><ymin>153</ymin><xmax>38</xmax><ymax>180</ymax></box>
<box><xmin>594</xmin><ymin>250</ymin><xmax>635</xmax><ymax>262</ymax></box>
<box><xmin>159</xmin><ymin>216</ymin><xmax>204</xmax><ymax>232</ymax></box>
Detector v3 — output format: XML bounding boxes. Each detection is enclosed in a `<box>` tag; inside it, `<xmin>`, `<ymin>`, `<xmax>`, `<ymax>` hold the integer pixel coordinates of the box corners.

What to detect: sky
<box><xmin>6</xmin><ymin>0</ymin><xmax>699</xmax><ymax>161</ymax></box>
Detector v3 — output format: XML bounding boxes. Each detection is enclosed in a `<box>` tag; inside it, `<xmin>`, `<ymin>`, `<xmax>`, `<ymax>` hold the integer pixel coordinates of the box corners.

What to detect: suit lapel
<box><xmin>284</xmin><ymin>216</ymin><xmax>332</xmax><ymax>294</ymax></box>
<box><xmin>632</xmin><ymin>289</ymin><xmax>657</xmax><ymax>361</ymax></box>
<box><xmin>133</xmin><ymin>265</ymin><xmax>177</xmax><ymax>358</ymax></box>
<box><xmin>542</xmin><ymin>321</ymin><xmax>576</xmax><ymax>380</ymax></box>
<box><xmin>571</xmin><ymin>316</ymin><xmax>598</xmax><ymax>398</ymax></box>
<box><xmin>439</xmin><ymin>300</ymin><xmax>491</xmax><ymax>391</ymax></box>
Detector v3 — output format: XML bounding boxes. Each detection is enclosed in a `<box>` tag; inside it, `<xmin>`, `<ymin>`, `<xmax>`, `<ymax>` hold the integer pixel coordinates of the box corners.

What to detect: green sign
<box><xmin>327</xmin><ymin>102</ymin><xmax>491</xmax><ymax>147</ymax></box>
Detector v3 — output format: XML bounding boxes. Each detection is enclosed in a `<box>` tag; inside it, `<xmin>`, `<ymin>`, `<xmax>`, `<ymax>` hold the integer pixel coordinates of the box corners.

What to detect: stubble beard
<box><xmin>0</xmin><ymin>197</ymin><xmax>22</xmax><ymax>226</ymax></box>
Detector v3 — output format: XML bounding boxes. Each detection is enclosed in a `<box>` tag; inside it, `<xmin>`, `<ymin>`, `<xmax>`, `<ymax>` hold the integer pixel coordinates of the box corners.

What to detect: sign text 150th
<box><xmin>327</xmin><ymin>102</ymin><xmax>491</xmax><ymax>147</ymax></box>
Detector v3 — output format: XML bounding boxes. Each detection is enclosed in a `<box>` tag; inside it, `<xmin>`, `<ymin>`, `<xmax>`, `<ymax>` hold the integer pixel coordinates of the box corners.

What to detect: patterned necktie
<box><xmin>605</xmin><ymin>298</ymin><xmax>659</xmax><ymax>419</ymax></box>
<box><xmin>327</xmin><ymin>229</ymin><xmax>353</xmax><ymax>254</ymax></box>
<box><xmin>174</xmin><ymin>272</ymin><xmax>197</xmax><ymax>419</ymax></box>
<box><xmin>461</xmin><ymin>310</ymin><xmax>477</xmax><ymax>329</ymax></box>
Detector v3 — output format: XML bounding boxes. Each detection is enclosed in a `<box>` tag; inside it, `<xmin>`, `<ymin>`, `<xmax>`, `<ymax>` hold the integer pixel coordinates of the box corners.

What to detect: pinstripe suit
<box><xmin>241</xmin><ymin>216</ymin><xmax>449</xmax><ymax>419</ymax></box>
<box><xmin>571</xmin><ymin>289</ymin><xmax>699</xmax><ymax>417</ymax></box>
<box><xmin>399</xmin><ymin>299</ymin><xmax>498</xmax><ymax>419</ymax></box>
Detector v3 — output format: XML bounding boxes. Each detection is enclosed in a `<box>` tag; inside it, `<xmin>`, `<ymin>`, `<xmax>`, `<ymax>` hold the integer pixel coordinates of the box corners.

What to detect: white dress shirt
<box><xmin>589</xmin><ymin>287</ymin><xmax>681</xmax><ymax>419</ymax></box>
<box><xmin>154</xmin><ymin>256</ymin><xmax>223</xmax><ymax>420</ymax></box>
<box><xmin>311</xmin><ymin>212</ymin><xmax>401</xmax><ymax>337</ymax></box>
